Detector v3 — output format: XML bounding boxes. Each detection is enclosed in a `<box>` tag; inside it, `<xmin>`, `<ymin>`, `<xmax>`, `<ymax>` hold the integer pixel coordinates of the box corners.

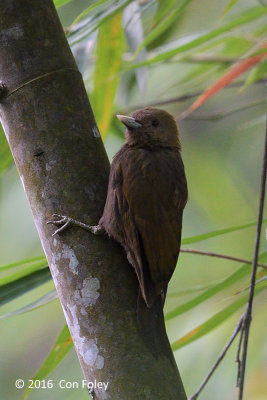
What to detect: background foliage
<box><xmin>0</xmin><ymin>0</ymin><xmax>266</xmax><ymax>399</ymax></box>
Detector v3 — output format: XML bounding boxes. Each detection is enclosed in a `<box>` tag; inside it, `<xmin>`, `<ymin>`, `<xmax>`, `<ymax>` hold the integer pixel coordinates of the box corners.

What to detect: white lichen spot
<box><xmin>83</xmin><ymin>339</ymin><xmax>105</xmax><ymax>371</ymax></box>
<box><xmin>62</xmin><ymin>304</ymin><xmax>72</xmax><ymax>331</ymax></box>
<box><xmin>80</xmin><ymin>305</ymin><xmax>87</xmax><ymax>316</ymax></box>
<box><xmin>83</xmin><ymin>339</ymin><xmax>99</xmax><ymax>366</ymax></box>
<box><xmin>66</xmin><ymin>304</ymin><xmax>105</xmax><ymax>371</ymax></box>
<box><xmin>61</xmin><ymin>244</ymin><xmax>79</xmax><ymax>274</ymax></box>
<box><xmin>81</xmin><ymin>277</ymin><xmax>100</xmax><ymax>307</ymax></box>
<box><xmin>45</xmin><ymin>159</ymin><xmax>57</xmax><ymax>171</ymax></box>
<box><xmin>94</xmin><ymin>387</ymin><xmax>109</xmax><ymax>400</ymax></box>
<box><xmin>95</xmin><ymin>354</ymin><xmax>105</xmax><ymax>369</ymax></box>
<box><xmin>92</xmin><ymin>126</ymin><xmax>100</xmax><ymax>138</ymax></box>
<box><xmin>67</xmin><ymin>304</ymin><xmax>80</xmax><ymax>340</ymax></box>
<box><xmin>15</xmin><ymin>143</ymin><xmax>25</xmax><ymax>167</ymax></box>
<box><xmin>73</xmin><ymin>277</ymin><xmax>100</xmax><ymax>316</ymax></box>
<box><xmin>50</xmin><ymin>259</ymin><xmax>60</xmax><ymax>288</ymax></box>
<box><xmin>50</xmin><ymin>245</ymin><xmax>79</xmax><ymax>278</ymax></box>
<box><xmin>2</xmin><ymin>26</ymin><xmax>23</xmax><ymax>40</ymax></box>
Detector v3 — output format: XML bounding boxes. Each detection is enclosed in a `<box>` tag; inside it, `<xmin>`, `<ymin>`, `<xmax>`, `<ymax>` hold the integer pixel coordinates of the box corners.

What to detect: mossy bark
<box><xmin>0</xmin><ymin>1</ymin><xmax>187</xmax><ymax>399</ymax></box>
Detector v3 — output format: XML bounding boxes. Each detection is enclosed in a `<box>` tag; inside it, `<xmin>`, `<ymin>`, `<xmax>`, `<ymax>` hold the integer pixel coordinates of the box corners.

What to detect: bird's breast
<box><xmin>119</xmin><ymin>147</ymin><xmax>184</xmax><ymax>212</ymax></box>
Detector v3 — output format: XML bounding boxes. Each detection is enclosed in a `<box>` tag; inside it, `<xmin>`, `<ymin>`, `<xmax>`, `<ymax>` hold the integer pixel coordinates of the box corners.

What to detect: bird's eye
<box><xmin>151</xmin><ymin>119</ymin><xmax>159</xmax><ymax>127</ymax></box>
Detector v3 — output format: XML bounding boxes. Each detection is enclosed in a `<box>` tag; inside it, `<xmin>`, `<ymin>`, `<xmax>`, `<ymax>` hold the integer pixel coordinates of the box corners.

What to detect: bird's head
<box><xmin>116</xmin><ymin>107</ymin><xmax>181</xmax><ymax>150</ymax></box>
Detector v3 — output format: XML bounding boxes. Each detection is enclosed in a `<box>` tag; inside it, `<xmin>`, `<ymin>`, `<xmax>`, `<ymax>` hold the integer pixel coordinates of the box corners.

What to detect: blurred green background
<box><xmin>0</xmin><ymin>0</ymin><xmax>267</xmax><ymax>399</ymax></box>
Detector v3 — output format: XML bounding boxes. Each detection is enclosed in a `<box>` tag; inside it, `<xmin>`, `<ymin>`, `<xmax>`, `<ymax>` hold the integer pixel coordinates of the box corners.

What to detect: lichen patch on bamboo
<box><xmin>83</xmin><ymin>339</ymin><xmax>104</xmax><ymax>369</ymax></box>
<box><xmin>1</xmin><ymin>26</ymin><xmax>24</xmax><ymax>41</ymax></box>
<box><xmin>45</xmin><ymin>159</ymin><xmax>57</xmax><ymax>171</ymax></box>
<box><xmin>66</xmin><ymin>304</ymin><xmax>105</xmax><ymax>371</ymax></box>
<box><xmin>74</xmin><ymin>277</ymin><xmax>100</xmax><ymax>313</ymax></box>
<box><xmin>14</xmin><ymin>142</ymin><xmax>26</xmax><ymax>166</ymax></box>
<box><xmin>61</xmin><ymin>244</ymin><xmax>79</xmax><ymax>274</ymax></box>
<box><xmin>92</xmin><ymin>126</ymin><xmax>100</xmax><ymax>138</ymax></box>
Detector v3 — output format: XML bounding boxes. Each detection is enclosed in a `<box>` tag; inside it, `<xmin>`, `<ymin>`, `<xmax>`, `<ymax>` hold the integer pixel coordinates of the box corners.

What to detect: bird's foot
<box><xmin>47</xmin><ymin>214</ymin><xmax>105</xmax><ymax>236</ymax></box>
<box><xmin>47</xmin><ymin>214</ymin><xmax>74</xmax><ymax>236</ymax></box>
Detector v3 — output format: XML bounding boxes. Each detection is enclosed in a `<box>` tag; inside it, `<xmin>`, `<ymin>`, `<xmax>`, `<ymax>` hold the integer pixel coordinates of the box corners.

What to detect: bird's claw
<box><xmin>47</xmin><ymin>214</ymin><xmax>73</xmax><ymax>236</ymax></box>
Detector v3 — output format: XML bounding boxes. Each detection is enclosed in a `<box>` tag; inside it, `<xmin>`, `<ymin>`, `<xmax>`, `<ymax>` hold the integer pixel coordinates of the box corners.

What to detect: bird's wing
<box><xmin>120</xmin><ymin>148</ymin><xmax>187</xmax><ymax>306</ymax></box>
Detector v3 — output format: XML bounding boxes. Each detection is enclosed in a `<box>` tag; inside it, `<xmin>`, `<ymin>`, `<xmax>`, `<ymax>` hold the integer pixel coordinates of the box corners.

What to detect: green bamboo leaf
<box><xmin>223</xmin><ymin>0</ymin><xmax>240</xmax><ymax>15</ymax></box>
<box><xmin>0</xmin><ymin>290</ymin><xmax>58</xmax><ymax>319</ymax></box>
<box><xmin>152</xmin><ymin>0</ymin><xmax>178</xmax><ymax>27</ymax></box>
<box><xmin>166</xmin><ymin>252</ymin><xmax>267</xmax><ymax>320</ymax></box>
<box><xmin>135</xmin><ymin>0</ymin><xmax>193</xmax><ymax>56</ymax></box>
<box><xmin>233</xmin><ymin>273</ymin><xmax>267</xmax><ymax>295</ymax></box>
<box><xmin>242</xmin><ymin>58</ymin><xmax>267</xmax><ymax>90</ymax></box>
<box><xmin>248</xmin><ymin>47</ymin><xmax>267</xmax><ymax>58</ymax></box>
<box><xmin>0</xmin><ymin>125</ymin><xmax>13</xmax><ymax>175</ymax></box>
<box><xmin>185</xmin><ymin>35</ymin><xmax>253</xmax><ymax>60</ymax></box>
<box><xmin>123</xmin><ymin>2</ymin><xmax>148</xmax><ymax>93</ymax></box>
<box><xmin>179</xmin><ymin>63</ymin><xmax>220</xmax><ymax>85</ymax></box>
<box><xmin>0</xmin><ymin>268</ymin><xmax>51</xmax><ymax>306</ymax></box>
<box><xmin>0</xmin><ymin>260</ymin><xmax>48</xmax><ymax>286</ymax></box>
<box><xmin>68</xmin><ymin>0</ymin><xmax>132</xmax><ymax>46</ymax></box>
<box><xmin>167</xmin><ymin>281</ymin><xmax>219</xmax><ymax>297</ymax></box>
<box><xmin>0</xmin><ymin>256</ymin><xmax>46</xmax><ymax>272</ymax></box>
<box><xmin>181</xmin><ymin>218</ymin><xmax>267</xmax><ymax>245</ymax></box>
<box><xmin>171</xmin><ymin>281</ymin><xmax>267</xmax><ymax>351</ymax></box>
<box><xmin>54</xmin><ymin>0</ymin><xmax>72</xmax><ymax>8</ymax></box>
<box><xmin>23</xmin><ymin>324</ymin><xmax>73</xmax><ymax>399</ymax></box>
<box><xmin>126</xmin><ymin>6</ymin><xmax>267</xmax><ymax>68</ymax></box>
<box><xmin>71</xmin><ymin>0</ymin><xmax>111</xmax><ymax>27</ymax></box>
<box><xmin>92</xmin><ymin>12</ymin><xmax>125</xmax><ymax>139</ymax></box>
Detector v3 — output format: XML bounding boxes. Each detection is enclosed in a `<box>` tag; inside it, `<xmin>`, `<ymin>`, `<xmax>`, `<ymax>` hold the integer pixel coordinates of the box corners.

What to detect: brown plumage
<box><xmin>99</xmin><ymin>107</ymin><xmax>188</xmax><ymax>308</ymax></box>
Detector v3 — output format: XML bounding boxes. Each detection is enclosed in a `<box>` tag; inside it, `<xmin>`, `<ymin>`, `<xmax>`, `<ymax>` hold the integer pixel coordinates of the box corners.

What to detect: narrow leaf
<box><xmin>135</xmin><ymin>0</ymin><xmax>193</xmax><ymax>55</ymax></box>
<box><xmin>168</xmin><ymin>282</ymin><xmax>219</xmax><ymax>297</ymax></box>
<box><xmin>71</xmin><ymin>0</ymin><xmax>110</xmax><ymax>27</ymax></box>
<box><xmin>0</xmin><ymin>268</ymin><xmax>51</xmax><ymax>306</ymax></box>
<box><xmin>123</xmin><ymin>2</ymin><xmax>147</xmax><ymax>92</ymax></box>
<box><xmin>0</xmin><ymin>125</ymin><xmax>13</xmax><ymax>175</ymax></box>
<box><xmin>92</xmin><ymin>12</ymin><xmax>125</xmax><ymax>139</ymax></box>
<box><xmin>0</xmin><ymin>260</ymin><xmax>48</xmax><ymax>286</ymax></box>
<box><xmin>0</xmin><ymin>290</ymin><xmax>58</xmax><ymax>319</ymax></box>
<box><xmin>68</xmin><ymin>0</ymin><xmax>132</xmax><ymax>46</ymax></box>
<box><xmin>171</xmin><ymin>281</ymin><xmax>267</xmax><ymax>351</ymax></box>
<box><xmin>166</xmin><ymin>252</ymin><xmax>267</xmax><ymax>320</ymax></box>
<box><xmin>0</xmin><ymin>255</ymin><xmax>46</xmax><ymax>272</ymax></box>
<box><xmin>223</xmin><ymin>0</ymin><xmax>240</xmax><ymax>15</ymax></box>
<box><xmin>54</xmin><ymin>0</ymin><xmax>72</xmax><ymax>8</ymax></box>
<box><xmin>23</xmin><ymin>325</ymin><xmax>73</xmax><ymax>399</ymax></box>
<box><xmin>242</xmin><ymin>58</ymin><xmax>267</xmax><ymax>90</ymax></box>
<box><xmin>182</xmin><ymin>218</ymin><xmax>267</xmax><ymax>245</ymax></box>
<box><xmin>152</xmin><ymin>0</ymin><xmax>177</xmax><ymax>28</ymax></box>
<box><xmin>125</xmin><ymin>6</ymin><xmax>267</xmax><ymax>68</ymax></box>
<box><xmin>179</xmin><ymin>43</ymin><xmax>267</xmax><ymax>119</ymax></box>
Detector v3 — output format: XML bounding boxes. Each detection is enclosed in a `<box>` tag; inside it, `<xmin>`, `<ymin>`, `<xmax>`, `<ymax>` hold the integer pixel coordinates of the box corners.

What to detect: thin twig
<box><xmin>180</xmin><ymin>248</ymin><xmax>267</xmax><ymax>269</ymax></box>
<box><xmin>236</xmin><ymin>321</ymin><xmax>245</xmax><ymax>386</ymax></box>
<box><xmin>116</xmin><ymin>79</ymin><xmax>267</xmax><ymax>113</ymax></box>
<box><xmin>185</xmin><ymin>112</ymin><xmax>267</xmax><ymax>400</ymax></box>
<box><xmin>188</xmin><ymin>316</ymin><xmax>244</xmax><ymax>400</ymax></box>
<box><xmin>237</xmin><ymin>111</ymin><xmax>267</xmax><ymax>400</ymax></box>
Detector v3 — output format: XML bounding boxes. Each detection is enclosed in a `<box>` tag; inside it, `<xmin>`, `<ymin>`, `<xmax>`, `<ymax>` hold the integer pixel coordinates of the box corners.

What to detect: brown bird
<box><xmin>49</xmin><ymin>107</ymin><xmax>188</xmax><ymax>308</ymax></box>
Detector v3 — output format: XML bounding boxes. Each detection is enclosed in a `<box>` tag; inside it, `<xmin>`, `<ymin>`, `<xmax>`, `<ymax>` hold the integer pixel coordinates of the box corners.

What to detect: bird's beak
<box><xmin>116</xmin><ymin>114</ymin><xmax>142</xmax><ymax>129</ymax></box>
